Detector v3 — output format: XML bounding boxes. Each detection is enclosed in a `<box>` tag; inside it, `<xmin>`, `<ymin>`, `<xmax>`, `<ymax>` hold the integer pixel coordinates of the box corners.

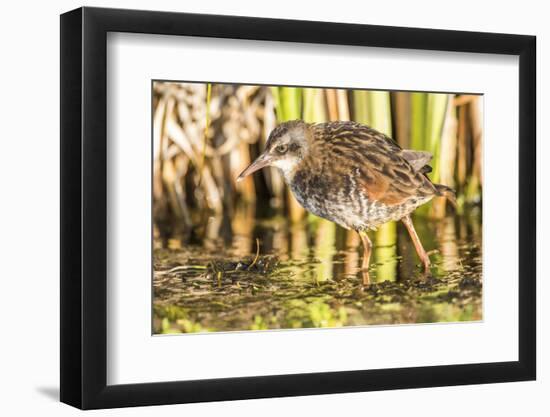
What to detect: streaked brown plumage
<box><xmin>237</xmin><ymin>120</ymin><xmax>455</xmax><ymax>283</ymax></box>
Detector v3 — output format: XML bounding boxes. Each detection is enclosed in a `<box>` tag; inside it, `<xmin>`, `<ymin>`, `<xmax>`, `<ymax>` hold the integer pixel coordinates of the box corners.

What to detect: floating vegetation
<box><xmin>153</xmin><ymin>212</ymin><xmax>482</xmax><ymax>334</ymax></box>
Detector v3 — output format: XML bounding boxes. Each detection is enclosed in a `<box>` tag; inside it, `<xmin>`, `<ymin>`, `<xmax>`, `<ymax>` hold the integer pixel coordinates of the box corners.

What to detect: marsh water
<box><xmin>153</xmin><ymin>207</ymin><xmax>482</xmax><ymax>334</ymax></box>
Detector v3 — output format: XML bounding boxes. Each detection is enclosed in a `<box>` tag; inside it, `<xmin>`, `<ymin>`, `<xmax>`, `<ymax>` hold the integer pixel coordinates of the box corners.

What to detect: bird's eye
<box><xmin>276</xmin><ymin>144</ymin><xmax>288</xmax><ymax>154</ymax></box>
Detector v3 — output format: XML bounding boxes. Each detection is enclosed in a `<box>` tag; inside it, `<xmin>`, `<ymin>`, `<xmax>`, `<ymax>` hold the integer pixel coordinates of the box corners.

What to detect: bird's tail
<box><xmin>434</xmin><ymin>184</ymin><xmax>457</xmax><ymax>209</ymax></box>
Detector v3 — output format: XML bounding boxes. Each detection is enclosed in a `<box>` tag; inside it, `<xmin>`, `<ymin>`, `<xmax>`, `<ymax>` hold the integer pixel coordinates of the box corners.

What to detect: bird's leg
<box><xmin>401</xmin><ymin>215</ymin><xmax>431</xmax><ymax>272</ymax></box>
<box><xmin>358</xmin><ymin>230</ymin><xmax>372</xmax><ymax>285</ymax></box>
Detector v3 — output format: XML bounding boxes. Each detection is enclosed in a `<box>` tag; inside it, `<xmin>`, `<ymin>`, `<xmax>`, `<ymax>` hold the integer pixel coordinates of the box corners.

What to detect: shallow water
<box><xmin>153</xmin><ymin>208</ymin><xmax>482</xmax><ymax>334</ymax></box>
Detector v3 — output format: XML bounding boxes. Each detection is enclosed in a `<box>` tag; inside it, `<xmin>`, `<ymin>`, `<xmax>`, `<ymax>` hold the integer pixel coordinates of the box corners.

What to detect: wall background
<box><xmin>0</xmin><ymin>0</ymin><xmax>545</xmax><ymax>415</ymax></box>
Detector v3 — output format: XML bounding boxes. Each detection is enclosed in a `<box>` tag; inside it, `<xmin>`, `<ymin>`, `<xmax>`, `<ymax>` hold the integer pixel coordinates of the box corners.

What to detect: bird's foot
<box><xmin>420</xmin><ymin>258</ymin><xmax>432</xmax><ymax>277</ymax></box>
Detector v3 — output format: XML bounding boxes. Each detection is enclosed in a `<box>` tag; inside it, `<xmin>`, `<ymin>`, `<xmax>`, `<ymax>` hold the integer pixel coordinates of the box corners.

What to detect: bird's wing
<box><xmin>315</xmin><ymin>122</ymin><xmax>436</xmax><ymax>206</ymax></box>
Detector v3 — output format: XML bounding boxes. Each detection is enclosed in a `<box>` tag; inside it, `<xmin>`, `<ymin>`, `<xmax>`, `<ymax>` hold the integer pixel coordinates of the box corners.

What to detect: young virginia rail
<box><xmin>237</xmin><ymin>120</ymin><xmax>456</xmax><ymax>282</ymax></box>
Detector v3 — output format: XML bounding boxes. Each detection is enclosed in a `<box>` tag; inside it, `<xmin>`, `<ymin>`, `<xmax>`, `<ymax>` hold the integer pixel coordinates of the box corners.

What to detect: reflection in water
<box><xmin>153</xmin><ymin>207</ymin><xmax>482</xmax><ymax>333</ymax></box>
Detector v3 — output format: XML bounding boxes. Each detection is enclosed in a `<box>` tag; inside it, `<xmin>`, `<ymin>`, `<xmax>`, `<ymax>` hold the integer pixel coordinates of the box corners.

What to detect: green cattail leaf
<box><xmin>367</xmin><ymin>91</ymin><xmax>392</xmax><ymax>136</ymax></box>
<box><xmin>425</xmin><ymin>94</ymin><xmax>449</xmax><ymax>183</ymax></box>
<box><xmin>352</xmin><ymin>90</ymin><xmax>370</xmax><ymax>124</ymax></box>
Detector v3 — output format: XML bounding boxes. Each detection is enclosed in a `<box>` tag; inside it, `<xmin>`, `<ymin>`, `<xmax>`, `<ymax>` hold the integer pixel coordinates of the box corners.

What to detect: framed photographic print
<box><xmin>60</xmin><ymin>6</ymin><xmax>536</xmax><ymax>409</ymax></box>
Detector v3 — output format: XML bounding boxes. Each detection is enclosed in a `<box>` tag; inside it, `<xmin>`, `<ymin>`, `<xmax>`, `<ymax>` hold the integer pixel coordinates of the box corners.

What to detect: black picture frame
<box><xmin>60</xmin><ymin>6</ymin><xmax>536</xmax><ymax>410</ymax></box>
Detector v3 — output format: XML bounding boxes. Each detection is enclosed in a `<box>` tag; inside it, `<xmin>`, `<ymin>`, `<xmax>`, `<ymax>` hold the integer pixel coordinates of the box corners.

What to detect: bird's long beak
<box><xmin>236</xmin><ymin>152</ymin><xmax>272</xmax><ymax>182</ymax></box>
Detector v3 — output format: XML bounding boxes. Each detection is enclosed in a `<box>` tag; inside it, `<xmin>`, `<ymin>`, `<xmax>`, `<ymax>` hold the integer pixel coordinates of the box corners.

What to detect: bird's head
<box><xmin>237</xmin><ymin>120</ymin><xmax>310</xmax><ymax>182</ymax></box>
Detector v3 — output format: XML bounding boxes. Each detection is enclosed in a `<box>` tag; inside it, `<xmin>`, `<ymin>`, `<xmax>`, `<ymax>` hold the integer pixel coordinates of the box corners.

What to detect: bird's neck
<box><xmin>279</xmin><ymin>155</ymin><xmax>318</xmax><ymax>185</ymax></box>
<box><xmin>277</xmin><ymin>164</ymin><xmax>298</xmax><ymax>184</ymax></box>
<box><xmin>272</xmin><ymin>157</ymin><xmax>302</xmax><ymax>183</ymax></box>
